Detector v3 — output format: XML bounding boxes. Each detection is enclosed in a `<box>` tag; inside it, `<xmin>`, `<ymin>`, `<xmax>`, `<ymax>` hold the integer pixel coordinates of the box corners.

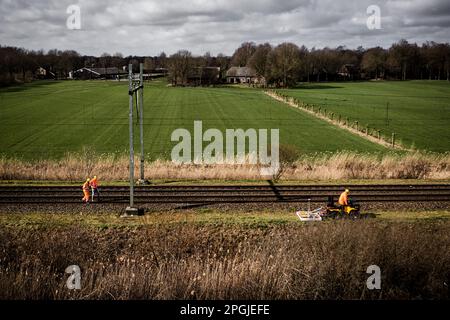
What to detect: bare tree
<box><xmin>111</xmin><ymin>52</ymin><xmax>124</xmax><ymax>69</ymax></box>
<box><xmin>387</xmin><ymin>39</ymin><xmax>420</xmax><ymax>80</ymax></box>
<box><xmin>231</xmin><ymin>42</ymin><xmax>257</xmax><ymax>67</ymax></box>
<box><xmin>216</xmin><ymin>53</ymin><xmax>231</xmax><ymax>79</ymax></box>
<box><xmin>144</xmin><ymin>57</ymin><xmax>156</xmax><ymax>71</ymax></box>
<box><xmin>168</xmin><ymin>50</ymin><xmax>192</xmax><ymax>86</ymax></box>
<box><xmin>361</xmin><ymin>47</ymin><xmax>387</xmax><ymax>79</ymax></box>
<box><xmin>99</xmin><ymin>53</ymin><xmax>111</xmax><ymax>68</ymax></box>
<box><xmin>267</xmin><ymin>42</ymin><xmax>303</xmax><ymax>87</ymax></box>
<box><xmin>248</xmin><ymin>43</ymin><xmax>272</xmax><ymax>83</ymax></box>
<box><xmin>158</xmin><ymin>52</ymin><xmax>167</xmax><ymax>68</ymax></box>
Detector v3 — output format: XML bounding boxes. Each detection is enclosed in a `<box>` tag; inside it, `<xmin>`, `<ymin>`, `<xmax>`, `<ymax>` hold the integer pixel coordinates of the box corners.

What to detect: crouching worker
<box><xmin>90</xmin><ymin>175</ymin><xmax>100</xmax><ymax>202</ymax></box>
<box><xmin>338</xmin><ymin>188</ymin><xmax>350</xmax><ymax>207</ymax></box>
<box><xmin>82</xmin><ymin>178</ymin><xmax>90</xmax><ymax>203</ymax></box>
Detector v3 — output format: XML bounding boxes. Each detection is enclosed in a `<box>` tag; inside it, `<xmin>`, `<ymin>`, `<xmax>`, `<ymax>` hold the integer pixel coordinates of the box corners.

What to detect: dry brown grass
<box><xmin>0</xmin><ymin>220</ymin><xmax>449</xmax><ymax>300</ymax></box>
<box><xmin>0</xmin><ymin>151</ymin><xmax>449</xmax><ymax>181</ymax></box>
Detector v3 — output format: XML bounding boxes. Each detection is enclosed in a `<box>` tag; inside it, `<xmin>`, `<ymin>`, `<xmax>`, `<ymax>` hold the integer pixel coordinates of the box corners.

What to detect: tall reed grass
<box><xmin>0</xmin><ymin>151</ymin><xmax>449</xmax><ymax>181</ymax></box>
<box><xmin>1</xmin><ymin>221</ymin><xmax>449</xmax><ymax>299</ymax></box>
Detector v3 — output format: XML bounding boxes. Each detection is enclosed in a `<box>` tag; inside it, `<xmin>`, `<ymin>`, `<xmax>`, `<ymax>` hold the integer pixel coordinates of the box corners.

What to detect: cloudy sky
<box><xmin>1</xmin><ymin>0</ymin><xmax>449</xmax><ymax>56</ymax></box>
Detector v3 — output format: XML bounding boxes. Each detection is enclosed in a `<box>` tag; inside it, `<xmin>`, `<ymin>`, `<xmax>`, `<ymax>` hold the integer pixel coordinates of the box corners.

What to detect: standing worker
<box><xmin>338</xmin><ymin>188</ymin><xmax>350</xmax><ymax>207</ymax></box>
<box><xmin>82</xmin><ymin>178</ymin><xmax>91</xmax><ymax>203</ymax></box>
<box><xmin>90</xmin><ymin>175</ymin><xmax>100</xmax><ymax>202</ymax></box>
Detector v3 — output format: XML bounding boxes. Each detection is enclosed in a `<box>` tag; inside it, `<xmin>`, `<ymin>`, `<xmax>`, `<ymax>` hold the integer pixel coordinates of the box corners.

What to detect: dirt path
<box><xmin>264</xmin><ymin>90</ymin><xmax>412</xmax><ymax>151</ymax></box>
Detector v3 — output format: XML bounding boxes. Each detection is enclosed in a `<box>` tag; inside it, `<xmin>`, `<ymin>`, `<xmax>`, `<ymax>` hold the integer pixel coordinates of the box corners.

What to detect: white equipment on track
<box><xmin>296</xmin><ymin>208</ymin><xmax>323</xmax><ymax>221</ymax></box>
<box><xmin>295</xmin><ymin>198</ymin><xmax>324</xmax><ymax>222</ymax></box>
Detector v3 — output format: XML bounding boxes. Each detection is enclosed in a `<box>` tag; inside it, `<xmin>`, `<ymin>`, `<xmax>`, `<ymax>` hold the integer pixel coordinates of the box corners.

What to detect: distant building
<box><xmin>186</xmin><ymin>67</ymin><xmax>221</xmax><ymax>86</ymax></box>
<box><xmin>34</xmin><ymin>67</ymin><xmax>56</xmax><ymax>80</ymax></box>
<box><xmin>143</xmin><ymin>68</ymin><xmax>168</xmax><ymax>80</ymax></box>
<box><xmin>72</xmin><ymin>67</ymin><xmax>127</xmax><ymax>80</ymax></box>
<box><xmin>338</xmin><ymin>64</ymin><xmax>360</xmax><ymax>80</ymax></box>
<box><xmin>226</xmin><ymin>67</ymin><xmax>258</xmax><ymax>84</ymax></box>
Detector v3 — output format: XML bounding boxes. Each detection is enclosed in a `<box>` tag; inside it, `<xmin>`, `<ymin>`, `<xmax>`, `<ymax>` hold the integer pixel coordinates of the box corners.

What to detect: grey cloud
<box><xmin>0</xmin><ymin>0</ymin><xmax>449</xmax><ymax>56</ymax></box>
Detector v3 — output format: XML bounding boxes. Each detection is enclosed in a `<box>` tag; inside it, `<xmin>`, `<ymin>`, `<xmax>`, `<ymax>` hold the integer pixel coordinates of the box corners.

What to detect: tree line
<box><xmin>229</xmin><ymin>40</ymin><xmax>450</xmax><ymax>86</ymax></box>
<box><xmin>0</xmin><ymin>47</ymin><xmax>167</xmax><ymax>86</ymax></box>
<box><xmin>1</xmin><ymin>39</ymin><xmax>449</xmax><ymax>87</ymax></box>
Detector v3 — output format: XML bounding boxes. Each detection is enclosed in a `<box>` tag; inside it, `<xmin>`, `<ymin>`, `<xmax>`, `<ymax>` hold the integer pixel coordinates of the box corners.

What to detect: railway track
<box><xmin>0</xmin><ymin>184</ymin><xmax>449</xmax><ymax>204</ymax></box>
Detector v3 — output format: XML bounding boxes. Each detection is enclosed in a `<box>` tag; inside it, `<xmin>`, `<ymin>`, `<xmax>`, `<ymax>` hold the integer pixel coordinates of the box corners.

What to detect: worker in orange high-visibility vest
<box><xmin>82</xmin><ymin>178</ymin><xmax>90</xmax><ymax>203</ymax></box>
<box><xmin>90</xmin><ymin>175</ymin><xmax>100</xmax><ymax>202</ymax></box>
<box><xmin>338</xmin><ymin>189</ymin><xmax>350</xmax><ymax>206</ymax></box>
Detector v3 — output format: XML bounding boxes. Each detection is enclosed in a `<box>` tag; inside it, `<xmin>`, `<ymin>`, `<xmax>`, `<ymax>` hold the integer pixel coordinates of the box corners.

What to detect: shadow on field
<box><xmin>175</xmin><ymin>203</ymin><xmax>212</xmax><ymax>210</ymax></box>
<box><xmin>0</xmin><ymin>80</ymin><xmax>61</xmax><ymax>93</ymax></box>
<box><xmin>267</xmin><ymin>180</ymin><xmax>284</xmax><ymax>201</ymax></box>
<box><xmin>292</xmin><ymin>84</ymin><xmax>343</xmax><ymax>90</ymax></box>
<box><xmin>361</xmin><ymin>212</ymin><xmax>377</xmax><ymax>219</ymax></box>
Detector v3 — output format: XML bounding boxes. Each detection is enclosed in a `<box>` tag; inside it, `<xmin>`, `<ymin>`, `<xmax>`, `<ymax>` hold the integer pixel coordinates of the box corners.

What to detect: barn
<box><xmin>225</xmin><ymin>67</ymin><xmax>257</xmax><ymax>84</ymax></box>
<box><xmin>72</xmin><ymin>67</ymin><xmax>127</xmax><ymax>80</ymax></box>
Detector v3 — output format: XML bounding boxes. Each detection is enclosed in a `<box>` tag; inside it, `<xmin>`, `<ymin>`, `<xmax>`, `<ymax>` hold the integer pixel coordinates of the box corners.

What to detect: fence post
<box><xmin>391</xmin><ymin>133</ymin><xmax>395</xmax><ymax>147</ymax></box>
<box><xmin>355</xmin><ymin>121</ymin><xmax>359</xmax><ymax>131</ymax></box>
<box><xmin>377</xmin><ymin>130</ymin><xmax>381</xmax><ymax>140</ymax></box>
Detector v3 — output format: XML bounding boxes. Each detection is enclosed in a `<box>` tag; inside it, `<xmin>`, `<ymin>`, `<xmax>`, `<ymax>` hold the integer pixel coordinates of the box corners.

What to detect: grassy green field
<box><xmin>0</xmin><ymin>80</ymin><xmax>385</xmax><ymax>160</ymax></box>
<box><xmin>2</xmin><ymin>210</ymin><xmax>449</xmax><ymax>229</ymax></box>
<box><xmin>280</xmin><ymin>81</ymin><xmax>450</xmax><ymax>152</ymax></box>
